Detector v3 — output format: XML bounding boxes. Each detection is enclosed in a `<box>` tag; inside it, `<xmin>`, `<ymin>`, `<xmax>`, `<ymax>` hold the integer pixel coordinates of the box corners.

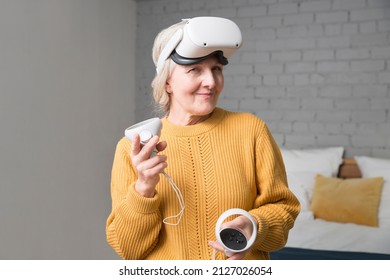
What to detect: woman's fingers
<box><xmin>208</xmin><ymin>240</ymin><xmax>247</xmax><ymax>260</ymax></box>
<box><xmin>136</xmin><ymin>155</ymin><xmax>167</xmax><ymax>175</ymax></box>
<box><xmin>130</xmin><ymin>134</ymin><xmax>168</xmax><ymax>197</ymax></box>
<box><xmin>130</xmin><ymin>134</ymin><xmax>141</xmax><ymax>157</ymax></box>
<box><xmin>156</xmin><ymin>140</ymin><xmax>167</xmax><ymax>152</ymax></box>
<box><xmin>131</xmin><ymin>135</ymin><xmax>165</xmax><ymax>161</ymax></box>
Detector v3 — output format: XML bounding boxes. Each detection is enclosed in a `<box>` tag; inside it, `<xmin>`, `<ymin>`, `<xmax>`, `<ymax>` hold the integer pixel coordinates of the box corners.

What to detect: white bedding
<box><xmin>286</xmin><ymin>212</ymin><xmax>390</xmax><ymax>254</ymax></box>
<box><xmin>281</xmin><ymin>149</ymin><xmax>390</xmax><ymax>256</ymax></box>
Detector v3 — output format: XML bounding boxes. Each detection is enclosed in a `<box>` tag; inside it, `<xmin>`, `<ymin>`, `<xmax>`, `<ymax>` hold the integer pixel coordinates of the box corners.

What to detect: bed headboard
<box><xmin>338</xmin><ymin>159</ymin><xmax>362</xmax><ymax>179</ymax></box>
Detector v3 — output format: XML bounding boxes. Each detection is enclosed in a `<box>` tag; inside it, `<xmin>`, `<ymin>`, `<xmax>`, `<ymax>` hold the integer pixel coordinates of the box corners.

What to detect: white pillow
<box><xmin>286</xmin><ymin>170</ymin><xmax>332</xmax><ymax>212</ymax></box>
<box><xmin>281</xmin><ymin>147</ymin><xmax>344</xmax><ymax>220</ymax></box>
<box><xmin>354</xmin><ymin>156</ymin><xmax>390</xmax><ymax>227</ymax></box>
<box><xmin>281</xmin><ymin>147</ymin><xmax>344</xmax><ymax>177</ymax></box>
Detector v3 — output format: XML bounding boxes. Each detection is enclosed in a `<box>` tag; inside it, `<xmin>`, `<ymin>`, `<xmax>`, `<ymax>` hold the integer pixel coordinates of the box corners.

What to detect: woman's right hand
<box><xmin>130</xmin><ymin>134</ymin><xmax>167</xmax><ymax>197</ymax></box>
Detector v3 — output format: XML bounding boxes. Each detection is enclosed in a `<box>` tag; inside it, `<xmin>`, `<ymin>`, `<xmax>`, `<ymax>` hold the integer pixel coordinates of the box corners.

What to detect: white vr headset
<box><xmin>156</xmin><ymin>17</ymin><xmax>242</xmax><ymax>73</ymax></box>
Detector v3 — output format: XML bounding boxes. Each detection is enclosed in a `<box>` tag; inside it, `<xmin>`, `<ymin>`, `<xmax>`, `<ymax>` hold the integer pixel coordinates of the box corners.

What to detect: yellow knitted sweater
<box><xmin>106</xmin><ymin>108</ymin><xmax>300</xmax><ymax>260</ymax></box>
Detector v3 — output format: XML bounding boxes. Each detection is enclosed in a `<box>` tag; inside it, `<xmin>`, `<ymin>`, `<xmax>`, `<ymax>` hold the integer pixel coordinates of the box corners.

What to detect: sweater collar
<box><xmin>161</xmin><ymin>107</ymin><xmax>226</xmax><ymax>137</ymax></box>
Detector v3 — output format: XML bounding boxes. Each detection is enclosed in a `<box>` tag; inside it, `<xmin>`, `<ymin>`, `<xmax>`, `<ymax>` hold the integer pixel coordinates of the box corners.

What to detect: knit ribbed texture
<box><xmin>106</xmin><ymin>108</ymin><xmax>300</xmax><ymax>260</ymax></box>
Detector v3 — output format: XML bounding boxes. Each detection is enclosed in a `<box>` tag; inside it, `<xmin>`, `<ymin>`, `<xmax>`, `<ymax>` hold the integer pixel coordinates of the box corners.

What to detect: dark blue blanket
<box><xmin>270</xmin><ymin>247</ymin><xmax>390</xmax><ymax>260</ymax></box>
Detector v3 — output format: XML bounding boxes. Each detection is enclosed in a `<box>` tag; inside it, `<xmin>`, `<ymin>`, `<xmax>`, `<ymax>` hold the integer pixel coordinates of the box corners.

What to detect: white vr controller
<box><xmin>215</xmin><ymin>208</ymin><xmax>257</xmax><ymax>257</ymax></box>
<box><xmin>124</xmin><ymin>118</ymin><xmax>186</xmax><ymax>226</ymax></box>
<box><xmin>124</xmin><ymin>118</ymin><xmax>162</xmax><ymax>157</ymax></box>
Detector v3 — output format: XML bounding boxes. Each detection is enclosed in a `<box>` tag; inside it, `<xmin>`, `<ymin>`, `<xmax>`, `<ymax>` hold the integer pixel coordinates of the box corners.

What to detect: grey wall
<box><xmin>0</xmin><ymin>0</ymin><xmax>136</xmax><ymax>259</ymax></box>
<box><xmin>135</xmin><ymin>0</ymin><xmax>390</xmax><ymax>159</ymax></box>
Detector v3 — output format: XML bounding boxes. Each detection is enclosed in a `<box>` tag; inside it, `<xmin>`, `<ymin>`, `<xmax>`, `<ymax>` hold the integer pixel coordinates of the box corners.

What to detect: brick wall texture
<box><xmin>135</xmin><ymin>0</ymin><xmax>390</xmax><ymax>158</ymax></box>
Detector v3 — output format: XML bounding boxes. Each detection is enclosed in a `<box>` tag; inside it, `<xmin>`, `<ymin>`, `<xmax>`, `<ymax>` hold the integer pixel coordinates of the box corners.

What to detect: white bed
<box><xmin>272</xmin><ymin>147</ymin><xmax>390</xmax><ymax>259</ymax></box>
<box><xmin>287</xmin><ymin>215</ymin><xmax>390</xmax><ymax>255</ymax></box>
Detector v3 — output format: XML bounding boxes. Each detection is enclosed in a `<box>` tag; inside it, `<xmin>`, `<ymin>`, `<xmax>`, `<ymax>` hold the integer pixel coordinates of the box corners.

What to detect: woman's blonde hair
<box><xmin>151</xmin><ymin>20</ymin><xmax>186</xmax><ymax>113</ymax></box>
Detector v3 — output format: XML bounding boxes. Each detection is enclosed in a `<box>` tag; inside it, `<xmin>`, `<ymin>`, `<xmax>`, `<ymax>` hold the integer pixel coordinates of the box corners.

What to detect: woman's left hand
<box><xmin>208</xmin><ymin>215</ymin><xmax>256</xmax><ymax>260</ymax></box>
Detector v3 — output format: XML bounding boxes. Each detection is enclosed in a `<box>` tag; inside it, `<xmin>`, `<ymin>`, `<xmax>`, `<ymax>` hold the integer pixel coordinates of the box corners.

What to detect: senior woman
<box><xmin>106</xmin><ymin>17</ymin><xmax>300</xmax><ymax>260</ymax></box>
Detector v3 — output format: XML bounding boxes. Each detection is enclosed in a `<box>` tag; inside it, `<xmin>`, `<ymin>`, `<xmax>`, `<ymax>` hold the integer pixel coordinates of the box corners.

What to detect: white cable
<box><xmin>162</xmin><ymin>171</ymin><xmax>185</xmax><ymax>226</ymax></box>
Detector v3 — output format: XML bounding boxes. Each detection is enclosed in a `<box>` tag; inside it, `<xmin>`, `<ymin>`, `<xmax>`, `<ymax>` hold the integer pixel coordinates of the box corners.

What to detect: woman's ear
<box><xmin>165</xmin><ymin>79</ymin><xmax>172</xmax><ymax>94</ymax></box>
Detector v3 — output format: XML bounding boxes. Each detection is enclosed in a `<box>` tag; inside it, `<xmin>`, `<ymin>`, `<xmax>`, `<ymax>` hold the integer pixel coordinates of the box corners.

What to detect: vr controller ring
<box><xmin>215</xmin><ymin>208</ymin><xmax>257</xmax><ymax>255</ymax></box>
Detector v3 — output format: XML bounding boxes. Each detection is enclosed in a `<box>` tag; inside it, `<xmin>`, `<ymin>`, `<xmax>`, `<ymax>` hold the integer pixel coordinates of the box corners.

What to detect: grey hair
<box><xmin>151</xmin><ymin>20</ymin><xmax>186</xmax><ymax>113</ymax></box>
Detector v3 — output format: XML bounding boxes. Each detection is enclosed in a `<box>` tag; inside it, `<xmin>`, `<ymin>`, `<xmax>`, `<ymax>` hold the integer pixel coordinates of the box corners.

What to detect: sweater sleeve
<box><xmin>249</xmin><ymin>123</ymin><xmax>300</xmax><ymax>253</ymax></box>
<box><xmin>106</xmin><ymin>137</ymin><xmax>162</xmax><ymax>259</ymax></box>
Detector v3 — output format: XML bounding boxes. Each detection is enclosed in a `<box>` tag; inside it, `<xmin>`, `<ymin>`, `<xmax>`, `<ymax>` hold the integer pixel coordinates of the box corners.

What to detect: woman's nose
<box><xmin>202</xmin><ymin>70</ymin><xmax>216</xmax><ymax>88</ymax></box>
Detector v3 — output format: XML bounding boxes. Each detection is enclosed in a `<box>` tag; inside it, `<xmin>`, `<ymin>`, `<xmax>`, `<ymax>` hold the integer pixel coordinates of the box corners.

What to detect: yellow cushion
<box><xmin>310</xmin><ymin>175</ymin><xmax>383</xmax><ymax>227</ymax></box>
